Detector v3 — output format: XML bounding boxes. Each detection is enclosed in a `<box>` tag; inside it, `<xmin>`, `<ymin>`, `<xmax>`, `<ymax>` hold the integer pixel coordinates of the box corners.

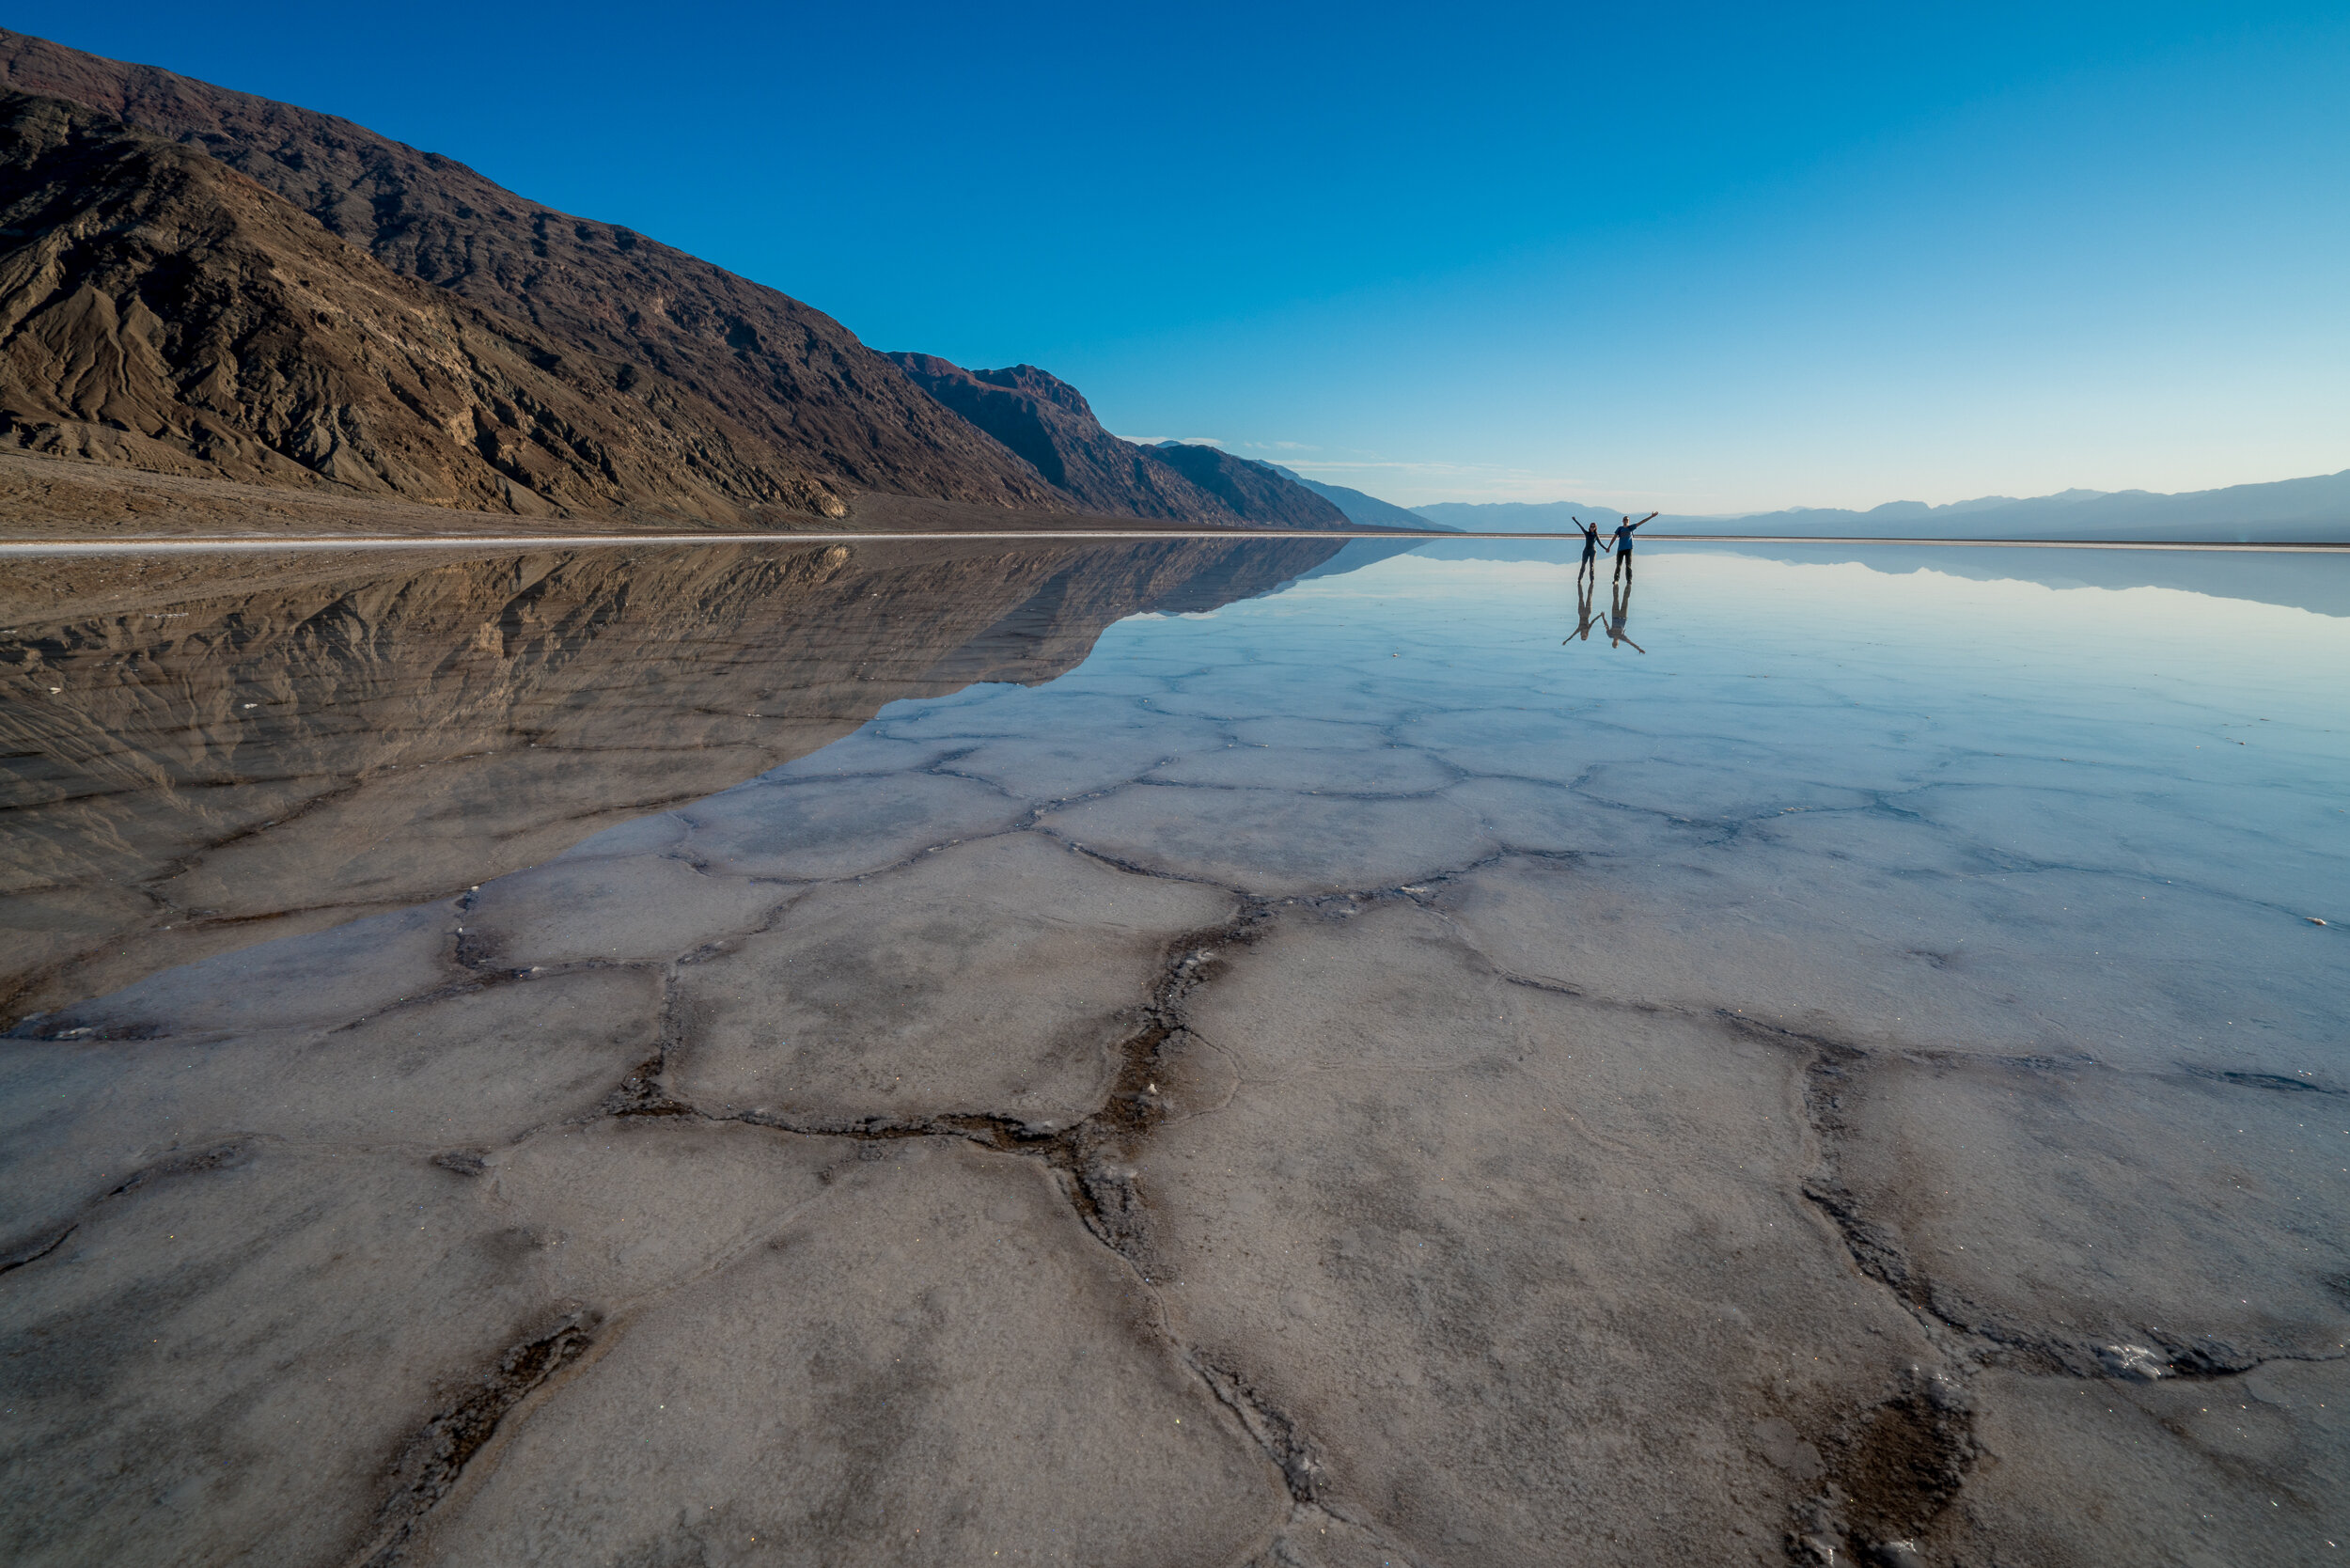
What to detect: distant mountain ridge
<box><xmin>1415</xmin><ymin>468</ymin><xmax>2350</xmax><ymax>542</ymax></box>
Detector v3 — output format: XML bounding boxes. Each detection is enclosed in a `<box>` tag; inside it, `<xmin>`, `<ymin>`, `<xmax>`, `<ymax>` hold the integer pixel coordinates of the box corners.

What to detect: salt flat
<box><xmin>3</xmin><ymin>540</ymin><xmax>2344</xmax><ymax>1566</ymax></box>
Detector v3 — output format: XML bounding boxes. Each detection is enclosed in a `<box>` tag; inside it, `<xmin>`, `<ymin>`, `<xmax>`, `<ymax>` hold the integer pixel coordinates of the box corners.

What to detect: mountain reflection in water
<box><xmin>0</xmin><ymin>536</ymin><xmax>1344</xmax><ymax>1021</ymax></box>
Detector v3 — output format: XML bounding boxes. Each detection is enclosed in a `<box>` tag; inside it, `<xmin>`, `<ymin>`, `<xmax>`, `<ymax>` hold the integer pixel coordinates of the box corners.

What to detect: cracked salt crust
<box><xmin>3</xmin><ymin>541</ymin><xmax>2346</xmax><ymax>1566</ymax></box>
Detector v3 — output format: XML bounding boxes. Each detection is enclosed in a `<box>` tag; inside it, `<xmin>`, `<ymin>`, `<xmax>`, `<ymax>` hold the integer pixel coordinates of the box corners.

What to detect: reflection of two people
<box><xmin>1566</xmin><ymin>512</ymin><xmax>1653</xmax><ymax>651</ymax></box>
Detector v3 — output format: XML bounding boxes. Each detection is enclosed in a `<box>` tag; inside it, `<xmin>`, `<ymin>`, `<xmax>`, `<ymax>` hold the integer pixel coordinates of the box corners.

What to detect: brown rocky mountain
<box><xmin>0</xmin><ymin>28</ymin><xmax>1373</xmax><ymax>532</ymax></box>
<box><xmin>0</xmin><ymin>29</ymin><xmax>1062</xmax><ymax>519</ymax></box>
<box><xmin>0</xmin><ymin>91</ymin><xmax>866</xmax><ymax>520</ymax></box>
<box><xmin>887</xmin><ymin>353</ymin><xmax>1349</xmax><ymax>528</ymax></box>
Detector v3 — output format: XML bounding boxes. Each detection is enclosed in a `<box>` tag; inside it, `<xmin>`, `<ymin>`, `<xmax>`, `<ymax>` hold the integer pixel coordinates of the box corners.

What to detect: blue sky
<box><xmin>34</xmin><ymin>3</ymin><xmax>2350</xmax><ymax>511</ymax></box>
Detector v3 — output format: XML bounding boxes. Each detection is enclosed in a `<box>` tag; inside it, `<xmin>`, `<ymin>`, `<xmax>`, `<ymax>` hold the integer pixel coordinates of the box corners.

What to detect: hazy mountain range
<box><xmin>1413</xmin><ymin>468</ymin><xmax>2350</xmax><ymax>542</ymax></box>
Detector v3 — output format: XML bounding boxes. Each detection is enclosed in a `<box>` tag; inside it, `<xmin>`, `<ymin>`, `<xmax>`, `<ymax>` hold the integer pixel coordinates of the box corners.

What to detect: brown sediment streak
<box><xmin>349</xmin><ymin>1315</ymin><xmax>601</xmax><ymax>1568</ymax></box>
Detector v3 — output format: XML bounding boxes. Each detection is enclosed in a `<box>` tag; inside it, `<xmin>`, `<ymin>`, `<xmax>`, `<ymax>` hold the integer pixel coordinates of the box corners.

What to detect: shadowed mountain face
<box><xmin>1143</xmin><ymin>440</ymin><xmax>1350</xmax><ymax>528</ymax></box>
<box><xmin>0</xmin><ymin>29</ymin><xmax>1062</xmax><ymax>518</ymax></box>
<box><xmin>885</xmin><ymin>353</ymin><xmax>1350</xmax><ymax>528</ymax></box>
<box><xmin>0</xmin><ymin>533</ymin><xmax>1342</xmax><ymax>1021</ymax></box>
<box><xmin>886</xmin><ymin>355</ymin><xmax>1208</xmax><ymax>519</ymax></box>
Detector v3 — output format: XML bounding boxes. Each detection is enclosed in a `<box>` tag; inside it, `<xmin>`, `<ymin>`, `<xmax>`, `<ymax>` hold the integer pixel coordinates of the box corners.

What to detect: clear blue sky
<box><xmin>32</xmin><ymin>3</ymin><xmax>2350</xmax><ymax>512</ymax></box>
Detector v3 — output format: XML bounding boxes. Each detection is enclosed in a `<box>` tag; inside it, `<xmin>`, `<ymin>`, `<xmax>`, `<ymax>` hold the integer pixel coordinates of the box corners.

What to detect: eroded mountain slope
<box><xmin>0</xmin><ymin>28</ymin><xmax>1062</xmax><ymax>515</ymax></box>
<box><xmin>0</xmin><ymin>92</ymin><xmax>865</xmax><ymax>521</ymax></box>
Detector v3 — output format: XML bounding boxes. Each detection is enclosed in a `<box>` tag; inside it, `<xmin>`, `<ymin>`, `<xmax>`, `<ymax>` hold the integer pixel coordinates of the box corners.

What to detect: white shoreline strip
<box><xmin>0</xmin><ymin>531</ymin><xmax>2342</xmax><ymax>557</ymax></box>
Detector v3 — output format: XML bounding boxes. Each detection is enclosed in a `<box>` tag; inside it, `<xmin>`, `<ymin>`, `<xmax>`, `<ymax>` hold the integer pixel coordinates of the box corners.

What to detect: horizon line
<box><xmin>4</xmin><ymin>533</ymin><xmax>2346</xmax><ymax>557</ymax></box>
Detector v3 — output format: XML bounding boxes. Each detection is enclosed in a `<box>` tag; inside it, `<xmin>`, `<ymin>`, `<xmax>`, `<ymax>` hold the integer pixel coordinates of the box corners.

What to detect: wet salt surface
<box><xmin>2</xmin><ymin>539</ymin><xmax>2345</xmax><ymax>1566</ymax></box>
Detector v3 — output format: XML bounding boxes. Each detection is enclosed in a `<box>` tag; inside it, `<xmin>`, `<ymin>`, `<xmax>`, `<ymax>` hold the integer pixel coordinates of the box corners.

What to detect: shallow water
<box><xmin>3</xmin><ymin>539</ymin><xmax>2345</xmax><ymax>1566</ymax></box>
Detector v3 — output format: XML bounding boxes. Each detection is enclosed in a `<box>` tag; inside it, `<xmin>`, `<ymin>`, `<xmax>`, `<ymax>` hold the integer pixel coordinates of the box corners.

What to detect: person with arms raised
<box><xmin>1611</xmin><ymin>511</ymin><xmax>1658</xmax><ymax>581</ymax></box>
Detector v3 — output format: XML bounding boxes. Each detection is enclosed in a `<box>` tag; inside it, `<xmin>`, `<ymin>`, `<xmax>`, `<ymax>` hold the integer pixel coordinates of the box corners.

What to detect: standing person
<box><xmin>1611</xmin><ymin>511</ymin><xmax>1658</xmax><ymax>582</ymax></box>
<box><xmin>1572</xmin><ymin>514</ymin><xmax>1606</xmax><ymax>584</ymax></box>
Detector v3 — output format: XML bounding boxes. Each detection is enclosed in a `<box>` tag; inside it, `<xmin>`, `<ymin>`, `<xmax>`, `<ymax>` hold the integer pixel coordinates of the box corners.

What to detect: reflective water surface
<box><xmin>2</xmin><ymin>540</ymin><xmax>2344</xmax><ymax>1567</ymax></box>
